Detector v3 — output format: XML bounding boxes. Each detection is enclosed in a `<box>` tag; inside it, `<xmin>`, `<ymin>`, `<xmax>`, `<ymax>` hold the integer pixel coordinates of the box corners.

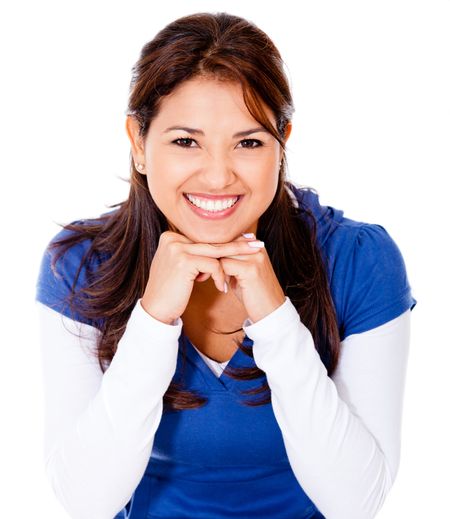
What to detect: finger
<box><xmin>217</xmin><ymin>233</ymin><xmax>262</xmax><ymax>261</ymax></box>
<box><xmin>221</xmin><ymin>234</ymin><xmax>266</xmax><ymax>260</ymax></box>
<box><xmin>195</xmin><ymin>272</ymin><xmax>211</xmax><ymax>282</ymax></box>
<box><xmin>181</xmin><ymin>239</ymin><xmax>265</xmax><ymax>259</ymax></box>
<box><xmin>159</xmin><ymin>230</ymin><xmax>193</xmax><ymax>245</ymax></box>
<box><xmin>227</xmin><ymin>232</ymin><xmax>258</xmax><ymax>244</ymax></box>
<box><xmin>238</xmin><ymin>232</ymin><xmax>257</xmax><ymax>241</ymax></box>
<box><xmin>195</xmin><ymin>235</ymin><xmax>262</xmax><ymax>291</ymax></box>
<box><xmin>189</xmin><ymin>256</ymin><xmax>226</xmax><ymax>293</ymax></box>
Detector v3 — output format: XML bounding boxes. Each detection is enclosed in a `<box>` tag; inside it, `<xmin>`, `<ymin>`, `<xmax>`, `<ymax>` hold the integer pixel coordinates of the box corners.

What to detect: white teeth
<box><xmin>186</xmin><ymin>194</ymin><xmax>239</xmax><ymax>212</ymax></box>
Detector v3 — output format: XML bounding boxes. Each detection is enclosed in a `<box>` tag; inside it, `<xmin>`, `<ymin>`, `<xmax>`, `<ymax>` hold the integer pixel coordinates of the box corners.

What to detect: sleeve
<box><xmin>244</xmin><ymin>297</ymin><xmax>411</xmax><ymax>519</ymax></box>
<box><xmin>37</xmin><ymin>298</ymin><xmax>182</xmax><ymax>519</ymax></box>
<box><xmin>35</xmin><ymin>224</ymin><xmax>97</xmax><ymax>327</ymax></box>
<box><xmin>340</xmin><ymin>223</ymin><xmax>417</xmax><ymax>340</ymax></box>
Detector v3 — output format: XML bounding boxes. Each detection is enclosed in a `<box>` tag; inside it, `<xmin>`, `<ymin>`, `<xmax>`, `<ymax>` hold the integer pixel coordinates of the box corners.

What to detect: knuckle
<box><xmin>159</xmin><ymin>231</ymin><xmax>172</xmax><ymax>244</ymax></box>
<box><xmin>173</xmin><ymin>253</ymin><xmax>188</xmax><ymax>271</ymax></box>
<box><xmin>167</xmin><ymin>242</ymin><xmax>185</xmax><ymax>265</ymax></box>
<box><xmin>166</xmin><ymin>241</ymin><xmax>180</xmax><ymax>257</ymax></box>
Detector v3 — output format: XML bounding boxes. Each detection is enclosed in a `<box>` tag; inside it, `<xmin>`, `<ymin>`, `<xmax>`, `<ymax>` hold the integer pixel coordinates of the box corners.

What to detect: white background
<box><xmin>1</xmin><ymin>0</ymin><xmax>448</xmax><ymax>516</ymax></box>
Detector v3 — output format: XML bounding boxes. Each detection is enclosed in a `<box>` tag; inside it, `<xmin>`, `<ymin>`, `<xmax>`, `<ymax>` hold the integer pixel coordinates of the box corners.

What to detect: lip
<box><xmin>183</xmin><ymin>193</ymin><xmax>243</xmax><ymax>220</ymax></box>
<box><xmin>183</xmin><ymin>192</ymin><xmax>243</xmax><ymax>200</ymax></box>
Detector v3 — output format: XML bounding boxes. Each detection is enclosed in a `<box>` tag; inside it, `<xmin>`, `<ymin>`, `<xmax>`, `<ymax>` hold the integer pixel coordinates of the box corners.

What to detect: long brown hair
<box><xmin>46</xmin><ymin>12</ymin><xmax>341</xmax><ymax>412</ymax></box>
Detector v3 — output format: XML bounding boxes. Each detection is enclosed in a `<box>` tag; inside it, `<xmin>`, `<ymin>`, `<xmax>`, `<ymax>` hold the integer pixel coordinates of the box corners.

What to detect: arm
<box><xmin>243</xmin><ymin>297</ymin><xmax>411</xmax><ymax>519</ymax></box>
<box><xmin>37</xmin><ymin>299</ymin><xmax>182</xmax><ymax>519</ymax></box>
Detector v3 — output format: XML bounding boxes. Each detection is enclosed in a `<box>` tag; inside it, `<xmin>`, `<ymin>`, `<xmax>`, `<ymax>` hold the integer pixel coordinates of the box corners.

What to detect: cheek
<box><xmin>147</xmin><ymin>152</ymin><xmax>194</xmax><ymax>188</ymax></box>
<box><xmin>254</xmin><ymin>166</ymin><xmax>279</xmax><ymax>209</ymax></box>
<box><xmin>147</xmin><ymin>172</ymin><xmax>193</xmax><ymax>219</ymax></box>
<box><xmin>148</xmin><ymin>142</ymin><xmax>195</xmax><ymax>170</ymax></box>
<box><xmin>249</xmin><ymin>163</ymin><xmax>279</xmax><ymax>192</ymax></box>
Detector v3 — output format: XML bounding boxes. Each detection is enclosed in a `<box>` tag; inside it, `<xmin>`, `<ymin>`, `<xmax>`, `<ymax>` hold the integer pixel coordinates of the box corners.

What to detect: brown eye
<box><xmin>173</xmin><ymin>138</ymin><xmax>196</xmax><ymax>147</ymax></box>
<box><xmin>240</xmin><ymin>139</ymin><xmax>263</xmax><ymax>148</ymax></box>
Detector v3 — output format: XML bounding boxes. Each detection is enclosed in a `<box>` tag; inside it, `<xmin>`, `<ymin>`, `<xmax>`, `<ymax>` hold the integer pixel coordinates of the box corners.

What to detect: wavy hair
<box><xmin>47</xmin><ymin>12</ymin><xmax>341</xmax><ymax>411</ymax></box>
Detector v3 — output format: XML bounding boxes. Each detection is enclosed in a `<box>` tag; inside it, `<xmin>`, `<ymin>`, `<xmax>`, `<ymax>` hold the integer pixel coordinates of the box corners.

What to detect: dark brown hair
<box><xmin>47</xmin><ymin>12</ymin><xmax>341</xmax><ymax>412</ymax></box>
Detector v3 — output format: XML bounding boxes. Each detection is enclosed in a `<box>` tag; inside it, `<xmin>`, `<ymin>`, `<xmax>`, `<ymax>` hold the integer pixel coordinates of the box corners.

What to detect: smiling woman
<box><xmin>35</xmin><ymin>10</ymin><xmax>416</xmax><ymax>519</ymax></box>
<box><xmin>126</xmin><ymin>77</ymin><xmax>287</xmax><ymax>240</ymax></box>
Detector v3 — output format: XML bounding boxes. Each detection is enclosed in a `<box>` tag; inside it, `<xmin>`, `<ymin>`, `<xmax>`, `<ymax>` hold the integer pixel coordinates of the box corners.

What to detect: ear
<box><xmin>125</xmin><ymin>116</ymin><xmax>146</xmax><ymax>173</ymax></box>
<box><xmin>280</xmin><ymin>122</ymin><xmax>292</xmax><ymax>164</ymax></box>
<box><xmin>284</xmin><ymin>122</ymin><xmax>292</xmax><ymax>142</ymax></box>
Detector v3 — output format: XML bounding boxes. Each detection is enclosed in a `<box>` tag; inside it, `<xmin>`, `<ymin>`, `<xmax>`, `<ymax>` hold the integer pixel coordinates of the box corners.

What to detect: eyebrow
<box><xmin>163</xmin><ymin>126</ymin><xmax>270</xmax><ymax>138</ymax></box>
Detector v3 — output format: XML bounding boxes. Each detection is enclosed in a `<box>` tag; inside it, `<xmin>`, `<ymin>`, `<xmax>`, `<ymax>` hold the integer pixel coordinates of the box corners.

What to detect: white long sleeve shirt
<box><xmin>36</xmin><ymin>296</ymin><xmax>411</xmax><ymax>519</ymax></box>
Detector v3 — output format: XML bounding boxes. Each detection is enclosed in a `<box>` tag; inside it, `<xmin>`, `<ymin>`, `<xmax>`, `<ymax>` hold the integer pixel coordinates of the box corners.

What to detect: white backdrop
<box><xmin>1</xmin><ymin>0</ymin><xmax>448</xmax><ymax>516</ymax></box>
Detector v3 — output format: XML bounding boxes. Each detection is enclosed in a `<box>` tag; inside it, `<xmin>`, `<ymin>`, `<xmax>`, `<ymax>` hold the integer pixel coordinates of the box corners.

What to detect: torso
<box><xmin>181</xmin><ymin>295</ymin><xmax>248</xmax><ymax>363</ymax></box>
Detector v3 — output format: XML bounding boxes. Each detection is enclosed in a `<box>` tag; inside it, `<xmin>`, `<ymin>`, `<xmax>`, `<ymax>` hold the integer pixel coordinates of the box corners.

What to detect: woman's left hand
<box><xmin>220</xmin><ymin>234</ymin><xmax>286</xmax><ymax>323</ymax></box>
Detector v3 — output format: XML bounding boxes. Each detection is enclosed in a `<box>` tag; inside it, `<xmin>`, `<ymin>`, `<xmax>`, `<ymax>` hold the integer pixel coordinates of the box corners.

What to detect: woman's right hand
<box><xmin>140</xmin><ymin>231</ymin><xmax>261</xmax><ymax>324</ymax></box>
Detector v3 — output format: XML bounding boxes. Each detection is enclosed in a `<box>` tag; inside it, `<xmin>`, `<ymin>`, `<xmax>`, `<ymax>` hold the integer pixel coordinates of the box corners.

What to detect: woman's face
<box><xmin>127</xmin><ymin>76</ymin><xmax>291</xmax><ymax>243</ymax></box>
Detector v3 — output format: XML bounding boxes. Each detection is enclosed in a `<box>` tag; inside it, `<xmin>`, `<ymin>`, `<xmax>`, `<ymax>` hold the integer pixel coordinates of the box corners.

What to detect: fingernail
<box><xmin>242</xmin><ymin>233</ymin><xmax>255</xmax><ymax>239</ymax></box>
<box><xmin>248</xmin><ymin>240</ymin><xmax>265</xmax><ymax>248</ymax></box>
<box><xmin>223</xmin><ymin>281</ymin><xmax>228</xmax><ymax>293</ymax></box>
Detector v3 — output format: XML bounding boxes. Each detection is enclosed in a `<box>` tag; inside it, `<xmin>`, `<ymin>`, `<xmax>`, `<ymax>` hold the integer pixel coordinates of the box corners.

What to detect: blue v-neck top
<box><xmin>131</xmin><ymin>333</ymin><xmax>323</xmax><ymax>518</ymax></box>
<box><xmin>36</xmin><ymin>184</ymin><xmax>417</xmax><ymax>518</ymax></box>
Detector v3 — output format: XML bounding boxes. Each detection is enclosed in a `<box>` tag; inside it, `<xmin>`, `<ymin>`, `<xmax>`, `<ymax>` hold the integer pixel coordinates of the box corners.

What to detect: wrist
<box><xmin>139</xmin><ymin>299</ymin><xmax>177</xmax><ymax>325</ymax></box>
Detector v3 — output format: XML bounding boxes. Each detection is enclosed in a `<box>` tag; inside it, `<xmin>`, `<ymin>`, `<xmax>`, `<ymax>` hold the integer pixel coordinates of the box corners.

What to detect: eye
<box><xmin>239</xmin><ymin>139</ymin><xmax>263</xmax><ymax>149</ymax></box>
<box><xmin>173</xmin><ymin>137</ymin><xmax>197</xmax><ymax>148</ymax></box>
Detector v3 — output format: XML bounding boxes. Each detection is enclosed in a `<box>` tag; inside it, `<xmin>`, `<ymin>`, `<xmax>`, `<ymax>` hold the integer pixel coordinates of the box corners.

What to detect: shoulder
<box><xmin>286</xmin><ymin>181</ymin><xmax>410</xmax><ymax>268</ymax></box>
<box><xmin>330</xmin><ymin>222</ymin><xmax>416</xmax><ymax>341</ymax></box>
<box><xmin>286</xmin><ymin>182</ymin><xmax>417</xmax><ymax>340</ymax></box>
<box><xmin>35</xmin><ymin>213</ymin><xmax>112</xmax><ymax>326</ymax></box>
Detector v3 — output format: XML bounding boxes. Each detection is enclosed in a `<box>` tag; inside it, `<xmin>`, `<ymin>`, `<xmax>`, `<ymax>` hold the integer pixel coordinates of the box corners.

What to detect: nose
<box><xmin>199</xmin><ymin>153</ymin><xmax>236</xmax><ymax>190</ymax></box>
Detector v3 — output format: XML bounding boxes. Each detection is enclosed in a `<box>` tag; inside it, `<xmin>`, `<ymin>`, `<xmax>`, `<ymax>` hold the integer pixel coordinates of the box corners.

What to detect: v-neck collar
<box><xmin>181</xmin><ymin>333</ymin><xmax>256</xmax><ymax>392</ymax></box>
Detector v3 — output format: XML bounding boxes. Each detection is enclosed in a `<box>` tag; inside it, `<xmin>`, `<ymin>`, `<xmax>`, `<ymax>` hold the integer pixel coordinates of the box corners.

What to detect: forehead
<box><xmin>152</xmin><ymin>76</ymin><xmax>275</xmax><ymax>127</ymax></box>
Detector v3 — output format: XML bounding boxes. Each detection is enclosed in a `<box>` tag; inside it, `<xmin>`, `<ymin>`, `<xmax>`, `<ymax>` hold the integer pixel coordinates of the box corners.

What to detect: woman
<box><xmin>35</xmin><ymin>11</ymin><xmax>417</xmax><ymax>519</ymax></box>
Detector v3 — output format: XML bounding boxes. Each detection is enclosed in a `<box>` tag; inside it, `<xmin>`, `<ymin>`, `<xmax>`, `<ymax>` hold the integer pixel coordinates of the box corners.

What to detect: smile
<box><xmin>185</xmin><ymin>193</ymin><xmax>239</xmax><ymax>211</ymax></box>
<box><xmin>183</xmin><ymin>193</ymin><xmax>243</xmax><ymax>220</ymax></box>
